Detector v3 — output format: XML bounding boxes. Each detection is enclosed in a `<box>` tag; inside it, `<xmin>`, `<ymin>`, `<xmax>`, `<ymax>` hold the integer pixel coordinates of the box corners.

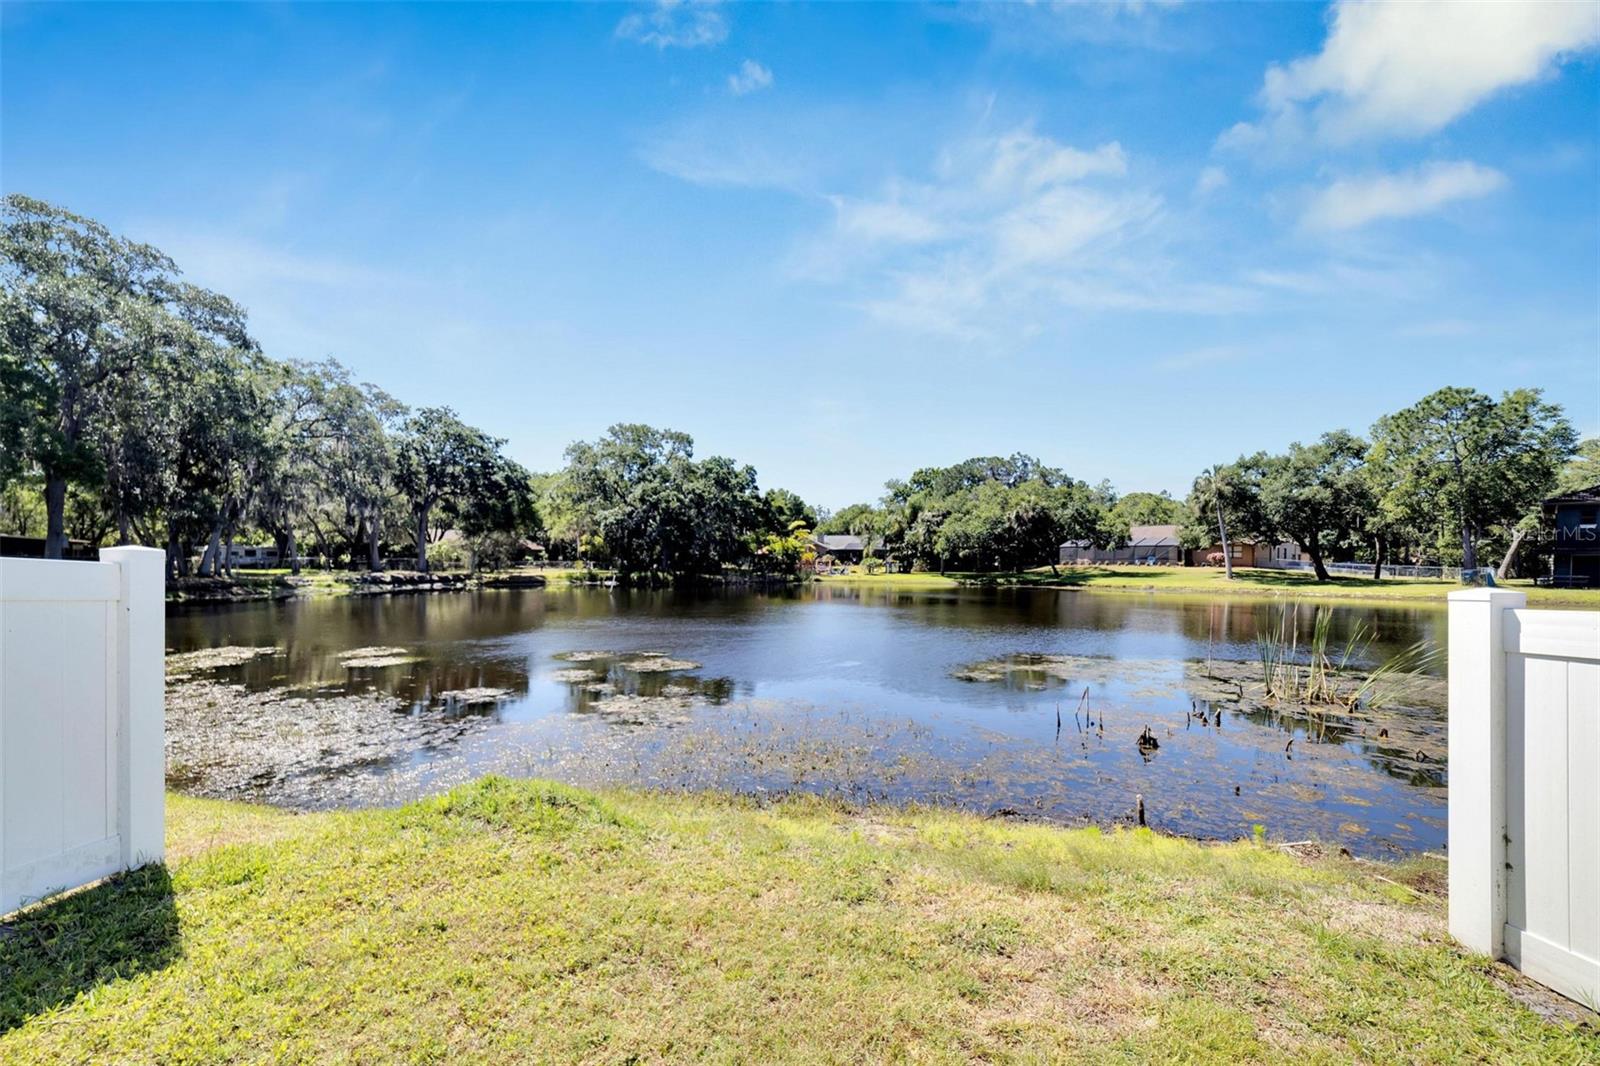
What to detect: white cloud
<box><xmin>802</xmin><ymin>128</ymin><xmax>1246</xmax><ymax>335</ymax></box>
<box><xmin>1231</xmin><ymin>0</ymin><xmax>1600</xmax><ymax>146</ymax></box>
<box><xmin>972</xmin><ymin>129</ymin><xmax>1127</xmax><ymax>192</ymax></box>
<box><xmin>1302</xmin><ymin>160</ymin><xmax>1508</xmax><ymax>231</ymax></box>
<box><xmin>727</xmin><ymin>59</ymin><xmax>772</xmax><ymax>95</ymax></box>
<box><xmin>1194</xmin><ymin>165</ymin><xmax>1228</xmax><ymax>196</ymax></box>
<box><xmin>639</xmin><ymin>125</ymin><xmax>810</xmax><ymax>190</ymax></box>
<box><xmin>616</xmin><ymin>0</ymin><xmax>727</xmax><ymax>49</ymax></box>
<box><xmin>645</xmin><ymin>117</ymin><xmax>1259</xmax><ymax>338</ymax></box>
<box><xmin>994</xmin><ymin>186</ymin><xmax>1158</xmax><ymax>266</ymax></box>
<box><xmin>954</xmin><ymin>0</ymin><xmax>1184</xmax><ymax>52</ymax></box>
<box><xmin>829</xmin><ymin>195</ymin><xmax>945</xmax><ymax>245</ymax></box>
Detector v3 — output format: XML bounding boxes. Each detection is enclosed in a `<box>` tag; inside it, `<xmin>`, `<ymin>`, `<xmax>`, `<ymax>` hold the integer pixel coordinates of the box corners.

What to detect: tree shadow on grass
<box><xmin>0</xmin><ymin>864</ymin><xmax>179</xmax><ymax>1034</ymax></box>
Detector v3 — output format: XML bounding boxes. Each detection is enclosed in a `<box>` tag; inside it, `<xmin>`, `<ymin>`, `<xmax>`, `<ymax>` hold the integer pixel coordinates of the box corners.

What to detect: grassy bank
<box><xmin>3</xmin><ymin>780</ymin><xmax>1593</xmax><ymax>1063</ymax></box>
<box><xmin>821</xmin><ymin>565</ymin><xmax>1600</xmax><ymax>607</ymax></box>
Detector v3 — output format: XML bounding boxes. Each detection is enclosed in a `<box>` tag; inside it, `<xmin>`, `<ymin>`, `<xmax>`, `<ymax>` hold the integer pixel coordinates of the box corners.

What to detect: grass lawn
<box><xmin>821</xmin><ymin>566</ymin><xmax>1600</xmax><ymax>607</ymax></box>
<box><xmin>3</xmin><ymin>779</ymin><xmax>1594</xmax><ymax>1063</ymax></box>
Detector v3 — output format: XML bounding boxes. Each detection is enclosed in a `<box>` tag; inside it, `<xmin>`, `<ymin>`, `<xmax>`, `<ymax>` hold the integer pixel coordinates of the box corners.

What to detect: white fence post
<box><xmin>103</xmin><ymin>546</ymin><xmax>166</xmax><ymax>869</ymax></box>
<box><xmin>1447</xmin><ymin>587</ymin><xmax>1526</xmax><ymax>957</ymax></box>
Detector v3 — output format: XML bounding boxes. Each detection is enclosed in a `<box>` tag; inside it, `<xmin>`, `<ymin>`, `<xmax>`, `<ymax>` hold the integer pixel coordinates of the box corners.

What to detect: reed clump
<box><xmin>1256</xmin><ymin>602</ymin><xmax>1440</xmax><ymax>709</ymax></box>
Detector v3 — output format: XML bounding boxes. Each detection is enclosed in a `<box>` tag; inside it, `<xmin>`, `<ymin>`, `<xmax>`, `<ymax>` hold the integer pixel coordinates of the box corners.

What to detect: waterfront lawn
<box><xmin>825</xmin><ymin>565</ymin><xmax>1600</xmax><ymax>607</ymax></box>
<box><xmin>3</xmin><ymin>779</ymin><xmax>1594</xmax><ymax>1063</ymax></box>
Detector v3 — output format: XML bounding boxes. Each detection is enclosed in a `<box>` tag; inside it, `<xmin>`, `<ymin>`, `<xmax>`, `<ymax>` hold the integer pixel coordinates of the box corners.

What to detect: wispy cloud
<box><xmin>1223</xmin><ymin>0</ymin><xmax>1600</xmax><ymax>149</ymax></box>
<box><xmin>1302</xmin><ymin>161</ymin><xmax>1508</xmax><ymax>231</ymax></box>
<box><xmin>1193</xmin><ymin>165</ymin><xmax>1227</xmax><ymax>197</ymax></box>
<box><xmin>953</xmin><ymin>0</ymin><xmax>1185</xmax><ymax>52</ymax></box>
<box><xmin>646</xmin><ymin>115</ymin><xmax>1269</xmax><ymax>338</ymax></box>
<box><xmin>639</xmin><ymin>120</ymin><xmax>813</xmax><ymax>191</ymax></box>
<box><xmin>616</xmin><ymin>0</ymin><xmax>727</xmax><ymax>50</ymax></box>
<box><xmin>727</xmin><ymin>59</ymin><xmax>772</xmax><ymax>96</ymax></box>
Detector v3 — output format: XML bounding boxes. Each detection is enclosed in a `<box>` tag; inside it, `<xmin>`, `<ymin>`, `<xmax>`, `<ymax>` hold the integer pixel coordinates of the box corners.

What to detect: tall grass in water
<box><xmin>1257</xmin><ymin>603</ymin><xmax>1440</xmax><ymax>708</ymax></box>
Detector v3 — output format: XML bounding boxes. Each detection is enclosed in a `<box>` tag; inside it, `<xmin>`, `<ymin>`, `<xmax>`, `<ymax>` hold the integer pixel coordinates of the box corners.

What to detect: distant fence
<box><xmin>1270</xmin><ymin>559</ymin><xmax>1463</xmax><ymax>581</ymax></box>
<box><xmin>0</xmin><ymin>546</ymin><xmax>165</xmax><ymax>914</ymax></box>
<box><xmin>1449</xmin><ymin>590</ymin><xmax>1599</xmax><ymax>1007</ymax></box>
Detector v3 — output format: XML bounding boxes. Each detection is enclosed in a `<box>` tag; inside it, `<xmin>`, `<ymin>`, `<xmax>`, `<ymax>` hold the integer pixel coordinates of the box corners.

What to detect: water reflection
<box><xmin>165</xmin><ymin>585</ymin><xmax>1448</xmax><ymax>855</ymax></box>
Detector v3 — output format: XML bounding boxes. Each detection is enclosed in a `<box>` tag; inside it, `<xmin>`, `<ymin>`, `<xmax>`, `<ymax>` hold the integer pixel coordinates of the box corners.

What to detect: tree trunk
<box><xmin>199</xmin><ymin>524</ymin><xmax>222</xmax><ymax>577</ymax></box>
<box><xmin>43</xmin><ymin>476</ymin><xmax>67</xmax><ymax>559</ymax></box>
<box><xmin>117</xmin><ymin>510</ymin><xmax>132</xmax><ymax>546</ymax></box>
<box><xmin>1495</xmin><ymin>527</ymin><xmax>1528</xmax><ymax>581</ymax></box>
<box><xmin>1460</xmin><ymin>518</ymin><xmax>1477</xmax><ymax>573</ymax></box>
<box><xmin>366</xmin><ymin>515</ymin><xmax>383</xmax><ymax>571</ymax></box>
<box><xmin>1371</xmin><ymin>536</ymin><xmax>1385</xmax><ymax>581</ymax></box>
<box><xmin>166</xmin><ymin>531</ymin><xmax>181</xmax><ymax>580</ymax></box>
<box><xmin>414</xmin><ymin>507</ymin><xmax>430</xmax><ymax>574</ymax></box>
<box><xmin>286</xmin><ymin>528</ymin><xmax>301</xmax><ymax>576</ymax></box>
<box><xmin>1214</xmin><ymin>495</ymin><xmax>1233</xmax><ymax>580</ymax></box>
<box><xmin>1303</xmin><ymin>533</ymin><xmax>1328</xmax><ymax>583</ymax></box>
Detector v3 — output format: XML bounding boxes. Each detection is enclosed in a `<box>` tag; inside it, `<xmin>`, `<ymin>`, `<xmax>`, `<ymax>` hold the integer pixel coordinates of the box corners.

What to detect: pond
<box><xmin>165</xmin><ymin>584</ymin><xmax>1449</xmax><ymax>857</ymax></box>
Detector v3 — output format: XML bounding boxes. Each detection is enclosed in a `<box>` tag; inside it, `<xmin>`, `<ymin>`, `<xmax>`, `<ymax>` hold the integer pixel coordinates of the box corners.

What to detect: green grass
<box><xmin>821</xmin><ymin>565</ymin><xmax>1600</xmax><ymax>607</ymax></box>
<box><xmin>2</xmin><ymin>779</ymin><xmax>1593</xmax><ymax>1063</ymax></box>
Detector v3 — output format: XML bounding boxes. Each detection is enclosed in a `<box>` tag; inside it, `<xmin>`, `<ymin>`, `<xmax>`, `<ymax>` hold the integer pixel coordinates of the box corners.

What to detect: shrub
<box><xmin>427</xmin><ymin>539</ymin><xmax>468</xmax><ymax>571</ymax></box>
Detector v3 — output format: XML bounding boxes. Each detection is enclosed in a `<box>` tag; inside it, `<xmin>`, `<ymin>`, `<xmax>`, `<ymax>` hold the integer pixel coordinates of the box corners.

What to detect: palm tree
<box><xmin>1198</xmin><ymin>465</ymin><xmax>1234</xmax><ymax>581</ymax></box>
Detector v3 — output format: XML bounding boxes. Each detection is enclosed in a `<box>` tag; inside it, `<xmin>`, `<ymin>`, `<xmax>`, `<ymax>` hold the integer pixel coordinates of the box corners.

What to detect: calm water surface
<box><xmin>166</xmin><ymin>585</ymin><xmax>1448</xmax><ymax>856</ymax></box>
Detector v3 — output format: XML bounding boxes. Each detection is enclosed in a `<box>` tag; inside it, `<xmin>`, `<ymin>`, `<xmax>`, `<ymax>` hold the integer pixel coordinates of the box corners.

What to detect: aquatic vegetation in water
<box><xmin>618</xmin><ymin>654</ymin><xmax>700</xmax><ymax>673</ymax></box>
<box><xmin>550</xmin><ymin>667</ymin><xmax>604</xmax><ymax>684</ymax></box>
<box><xmin>165</xmin><ymin>645</ymin><xmax>279</xmax><ymax>679</ymax></box>
<box><xmin>1255</xmin><ymin>604</ymin><xmax>1440</xmax><ymax>709</ymax></box>
<box><xmin>436</xmin><ymin>687</ymin><xmax>514</xmax><ymax>709</ymax></box>
<box><xmin>339</xmin><ymin>646</ymin><xmax>422</xmax><ymax>669</ymax></box>
<box><xmin>164</xmin><ymin>679</ymin><xmax>491</xmax><ymax>804</ymax></box>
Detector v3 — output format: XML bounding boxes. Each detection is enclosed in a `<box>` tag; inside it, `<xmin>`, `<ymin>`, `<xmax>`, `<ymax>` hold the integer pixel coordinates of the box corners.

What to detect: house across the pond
<box><xmin>811</xmin><ymin>534</ymin><xmax>882</xmax><ymax>564</ymax></box>
<box><xmin>225</xmin><ymin>543</ymin><xmax>287</xmax><ymax>568</ymax></box>
<box><xmin>1186</xmin><ymin>537</ymin><xmax>1308</xmax><ymax>569</ymax></box>
<box><xmin>1542</xmin><ymin>483</ymin><xmax>1600</xmax><ymax>587</ymax></box>
<box><xmin>1059</xmin><ymin>524</ymin><xmax>1311</xmax><ymax>569</ymax></box>
<box><xmin>1059</xmin><ymin>524</ymin><xmax>1183</xmax><ymax>566</ymax></box>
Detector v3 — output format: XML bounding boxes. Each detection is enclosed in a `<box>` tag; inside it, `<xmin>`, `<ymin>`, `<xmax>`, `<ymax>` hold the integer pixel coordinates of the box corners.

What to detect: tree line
<box><xmin>0</xmin><ymin>196</ymin><xmax>823</xmax><ymax>580</ymax></box>
<box><xmin>819</xmin><ymin>392</ymin><xmax>1587</xmax><ymax>581</ymax></box>
<box><xmin>3</xmin><ymin>194</ymin><xmax>1590</xmax><ymax>583</ymax></box>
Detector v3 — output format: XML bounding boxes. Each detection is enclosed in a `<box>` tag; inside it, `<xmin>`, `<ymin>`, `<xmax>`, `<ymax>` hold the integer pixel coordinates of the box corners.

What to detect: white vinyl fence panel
<box><xmin>0</xmin><ymin>546</ymin><xmax>165</xmax><ymax>914</ymax></box>
<box><xmin>1449</xmin><ymin>590</ymin><xmax>1600</xmax><ymax>1008</ymax></box>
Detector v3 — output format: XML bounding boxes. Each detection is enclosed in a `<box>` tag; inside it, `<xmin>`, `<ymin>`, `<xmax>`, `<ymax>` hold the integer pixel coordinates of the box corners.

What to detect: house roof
<box><xmin>1544</xmin><ymin>483</ymin><xmax>1600</xmax><ymax>509</ymax></box>
<box><xmin>812</xmin><ymin>534</ymin><xmax>881</xmax><ymax>552</ymax></box>
<box><xmin>1128</xmin><ymin>524</ymin><xmax>1180</xmax><ymax>547</ymax></box>
<box><xmin>1060</xmin><ymin>524</ymin><xmax>1181</xmax><ymax>550</ymax></box>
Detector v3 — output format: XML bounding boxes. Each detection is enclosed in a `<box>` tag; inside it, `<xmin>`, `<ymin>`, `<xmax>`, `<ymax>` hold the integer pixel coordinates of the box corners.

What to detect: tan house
<box><xmin>1188</xmin><ymin>538</ymin><xmax>1310</xmax><ymax>569</ymax></box>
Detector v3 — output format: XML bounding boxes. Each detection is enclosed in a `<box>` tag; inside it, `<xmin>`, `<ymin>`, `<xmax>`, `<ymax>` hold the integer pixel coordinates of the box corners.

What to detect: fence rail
<box><xmin>0</xmin><ymin>546</ymin><xmax>165</xmax><ymax>915</ymax></box>
<box><xmin>1449</xmin><ymin>590</ymin><xmax>1599</xmax><ymax>1007</ymax></box>
<box><xmin>1269</xmin><ymin>559</ymin><xmax>1463</xmax><ymax>581</ymax></box>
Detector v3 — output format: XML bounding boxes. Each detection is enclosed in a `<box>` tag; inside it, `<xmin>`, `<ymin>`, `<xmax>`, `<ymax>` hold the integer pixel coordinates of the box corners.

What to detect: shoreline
<box><xmin>164</xmin><ymin>564</ymin><xmax>1600</xmax><ymax>609</ymax></box>
<box><xmin>821</xmin><ymin>566</ymin><xmax>1600</xmax><ymax>608</ymax></box>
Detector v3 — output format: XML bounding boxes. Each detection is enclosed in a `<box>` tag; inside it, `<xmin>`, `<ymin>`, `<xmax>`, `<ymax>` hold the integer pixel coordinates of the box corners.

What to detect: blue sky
<box><xmin>4</xmin><ymin>1</ymin><xmax>1597</xmax><ymax>510</ymax></box>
